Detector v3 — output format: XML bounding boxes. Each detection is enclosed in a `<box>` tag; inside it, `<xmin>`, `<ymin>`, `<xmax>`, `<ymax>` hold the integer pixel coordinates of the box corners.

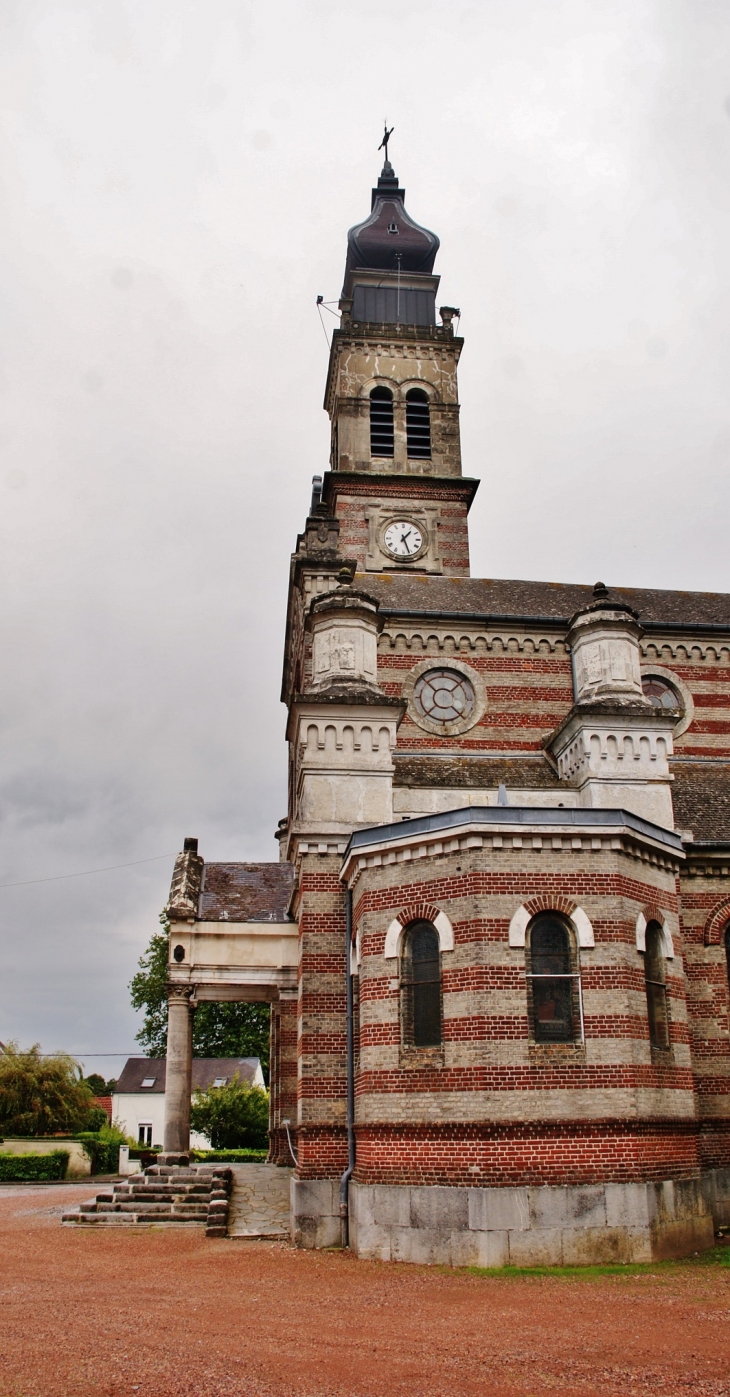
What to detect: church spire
<box><xmin>341</xmin><ymin>148</ymin><xmax>441</xmax><ymax>325</ymax></box>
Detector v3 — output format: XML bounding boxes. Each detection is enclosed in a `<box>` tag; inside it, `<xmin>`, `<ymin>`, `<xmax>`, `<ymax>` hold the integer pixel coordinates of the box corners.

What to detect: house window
<box><xmin>645</xmin><ymin>921</ymin><xmax>670</xmax><ymax>1049</ymax></box>
<box><xmin>138</xmin><ymin>1124</ymin><xmax>152</xmax><ymax>1146</ymax></box>
<box><xmin>370</xmin><ymin>386</ymin><xmax>394</xmax><ymax>457</ymax></box>
<box><xmin>401</xmin><ymin>920</ymin><xmax>442</xmax><ymax>1047</ymax></box>
<box><xmin>140</xmin><ymin>1077</ymin><xmax>156</xmax><ymax>1088</ymax></box>
<box><xmin>406</xmin><ymin>388</ymin><xmax>431</xmax><ymax>459</ymax></box>
<box><xmin>527</xmin><ymin>915</ymin><xmax>582</xmax><ymax>1043</ymax></box>
<box><xmin>726</xmin><ymin>926</ymin><xmax>730</xmax><ymax>996</ymax></box>
<box><xmin>213</xmin><ymin>1077</ymin><xmax>227</xmax><ymax>1088</ymax></box>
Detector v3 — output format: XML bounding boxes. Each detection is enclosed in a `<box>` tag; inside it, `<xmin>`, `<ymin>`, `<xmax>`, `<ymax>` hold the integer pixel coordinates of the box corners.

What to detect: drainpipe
<box><xmin>339</xmin><ymin>886</ymin><xmax>356</xmax><ymax>1248</ymax></box>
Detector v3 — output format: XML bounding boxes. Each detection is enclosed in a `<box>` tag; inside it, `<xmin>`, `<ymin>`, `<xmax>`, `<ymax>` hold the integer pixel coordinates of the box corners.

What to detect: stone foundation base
<box><xmin>701</xmin><ymin>1167</ymin><xmax>730</xmax><ymax>1229</ymax></box>
<box><xmin>346</xmin><ymin>1177</ymin><xmax>716</xmax><ymax>1265</ymax></box>
<box><xmin>291</xmin><ymin>1171</ymin><xmax>730</xmax><ymax>1263</ymax></box>
<box><xmin>290</xmin><ymin>1178</ymin><xmax>342</xmax><ymax>1248</ymax></box>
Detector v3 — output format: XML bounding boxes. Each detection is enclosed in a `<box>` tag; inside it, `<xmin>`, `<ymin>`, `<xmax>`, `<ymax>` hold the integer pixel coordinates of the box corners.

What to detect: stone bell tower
<box><xmin>320</xmin><ymin>153</ymin><xmax>479</xmax><ymax>577</ymax></box>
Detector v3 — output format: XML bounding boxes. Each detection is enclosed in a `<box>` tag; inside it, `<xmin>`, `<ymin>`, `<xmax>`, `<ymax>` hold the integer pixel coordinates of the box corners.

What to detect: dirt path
<box><xmin>0</xmin><ymin>1183</ymin><xmax>729</xmax><ymax>1397</ymax></box>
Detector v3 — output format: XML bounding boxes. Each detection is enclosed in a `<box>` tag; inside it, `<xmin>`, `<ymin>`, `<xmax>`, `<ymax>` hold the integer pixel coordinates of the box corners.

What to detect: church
<box><xmin>161</xmin><ymin>148</ymin><xmax>730</xmax><ymax>1266</ymax></box>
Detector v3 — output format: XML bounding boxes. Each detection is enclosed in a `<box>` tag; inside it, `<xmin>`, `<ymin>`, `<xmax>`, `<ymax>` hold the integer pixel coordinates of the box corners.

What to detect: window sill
<box><xmin>399</xmin><ymin>1046</ymin><xmax>444</xmax><ymax>1070</ymax></box>
<box><xmin>528</xmin><ymin>1042</ymin><xmax>586</xmax><ymax>1065</ymax></box>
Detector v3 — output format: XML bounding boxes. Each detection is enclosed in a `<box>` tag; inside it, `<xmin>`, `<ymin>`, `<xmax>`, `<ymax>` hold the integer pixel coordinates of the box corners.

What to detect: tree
<box><xmin>130</xmin><ymin>915</ymin><xmax>271</xmax><ymax>1077</ymax></box>
<box><xmin>0</xmin><ymin>1042</ymin><xmax>107</xmax><ymax>1137</ymax></box>
<box><xmin>189</xmin><ymin>1074</ymin><xmax>269</xmax><ymax>1149</ymax></box>
<box><xmin>82</xmin><ymin>1073</ymin><xmax>117</xmax><ymax>1096</ymax></box>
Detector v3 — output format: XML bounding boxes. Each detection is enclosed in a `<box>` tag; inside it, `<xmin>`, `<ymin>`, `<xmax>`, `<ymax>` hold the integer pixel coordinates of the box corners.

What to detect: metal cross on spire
<box><xmin>378</xmin><ymin>122</ymin><xmax>394</xmax><ymax>163</ymax></box>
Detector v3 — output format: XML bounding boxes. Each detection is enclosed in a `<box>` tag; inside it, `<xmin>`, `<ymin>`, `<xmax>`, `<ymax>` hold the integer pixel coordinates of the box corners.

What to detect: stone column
<box><xmin>162</xmin><ymin>985</ymin><xmax>196</xmax><ymax>1156</ymax></box>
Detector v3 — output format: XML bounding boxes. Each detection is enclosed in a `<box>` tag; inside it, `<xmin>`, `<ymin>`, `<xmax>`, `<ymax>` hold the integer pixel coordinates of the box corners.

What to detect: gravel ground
<box><xmin>1</xmin><ymin>1183</ymin><xmax>729</xmax><ymax>1397</ymax></box>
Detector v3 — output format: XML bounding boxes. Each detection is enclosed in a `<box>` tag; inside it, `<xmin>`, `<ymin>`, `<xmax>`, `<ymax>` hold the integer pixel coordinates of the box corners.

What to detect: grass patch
<box><xmin>465</xmin><ymin>1243</ymin><xmax>730</xmax><ymax>1280</ymax></box>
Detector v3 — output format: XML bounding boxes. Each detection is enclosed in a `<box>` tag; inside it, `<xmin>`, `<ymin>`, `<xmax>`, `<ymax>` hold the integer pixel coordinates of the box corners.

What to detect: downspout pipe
<box><xmin>339</xmin><ymin>886</ymin><xmax>356</xmax><ymax>1248</ymax></box>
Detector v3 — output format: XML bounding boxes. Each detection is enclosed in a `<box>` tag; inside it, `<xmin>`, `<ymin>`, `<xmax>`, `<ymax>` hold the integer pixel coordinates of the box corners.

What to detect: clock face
<box><xmin>383</xmin><ymin>520</ymin><xmax>424</xmax><ymax>559</ymax></box>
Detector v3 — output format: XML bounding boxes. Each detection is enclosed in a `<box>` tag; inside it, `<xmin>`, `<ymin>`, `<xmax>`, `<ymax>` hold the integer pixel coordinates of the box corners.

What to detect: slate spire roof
<box><xmin>344</xmin><ymin>158</ymin><xmax>440</xmax><ymax>280</ymax></box>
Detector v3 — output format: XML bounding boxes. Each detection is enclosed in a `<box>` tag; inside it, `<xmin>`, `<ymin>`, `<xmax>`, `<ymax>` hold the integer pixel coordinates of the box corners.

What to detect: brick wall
<box><xmin>295</xmin><ymin>853</ymin><xmax>349</xmax><ymax>1175</ymax></box>
<box><xmin>352</xmin><ymin>1120</ymin><xmax>702</xmax><ymax>1186</ymax></box>
<box><xmin>343</xmin><ymin>843</ymin><xmax>699</xmax><ymax>1185</ymax></box>
<box><xmin>678</xmin><ymin>864</ymin><xmax>730</xmax><ymax>1147</ymax></box>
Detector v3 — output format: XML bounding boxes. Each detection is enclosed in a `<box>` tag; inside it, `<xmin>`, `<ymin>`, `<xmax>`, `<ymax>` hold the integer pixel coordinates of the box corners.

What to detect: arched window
<box><xmin>644</xmin><ymin>921</ymin><xmax>670</xmax><ymax>1049</ymax></box>
<box><xmin>406</xmin><ymin>388</ymin><xmax>431</xmax><ymax>459</ymax></box>
<box><xmin>370</xmin><ymin>387</ymin><xmax>394</xmax><ymax>458</ymax></box>
<box><xmin>527</xmin><ymin>915</ymin><xmax>581</xmax><ymax>1043</ymax></box>
<box><xmin>401</xmin><ymin>920</ymin><xmax>442</xmax><ymax>1047</ymax></box>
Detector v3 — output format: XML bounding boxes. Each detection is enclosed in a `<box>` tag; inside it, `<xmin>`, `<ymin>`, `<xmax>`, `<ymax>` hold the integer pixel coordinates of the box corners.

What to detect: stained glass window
<box><xmin>645</xmin><ymin>922</ymin><xmax>670</xmax><ymax>1049</ymax></box>
<box><xmin>528</xmin><ymin>916</ymin><xmax>579</xmax><ymax>1044</ymax></box>
<box><xmin>401</xmin><ymin>921</ymin><xmax>442</xmax><ymax>1047</ymax></box>
<box><xmin>642</xmin><ymin>676</ymin><xmax>681</xmax><ymax>712</ymax></box>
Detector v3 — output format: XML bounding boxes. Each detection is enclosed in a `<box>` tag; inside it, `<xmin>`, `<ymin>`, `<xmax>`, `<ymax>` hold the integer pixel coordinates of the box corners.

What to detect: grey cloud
<box><xmin>1</xmin><ymin>0</ymin><xmax>729</xmax><ymax>1056</ymax></box>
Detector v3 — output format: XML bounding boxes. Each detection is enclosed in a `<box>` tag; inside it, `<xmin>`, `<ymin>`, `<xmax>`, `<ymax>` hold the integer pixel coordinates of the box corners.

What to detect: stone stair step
<box><xmin>61</xmin><ymin>1162</ymin><xmax>230</xmax><ymax>1230</ymax></box>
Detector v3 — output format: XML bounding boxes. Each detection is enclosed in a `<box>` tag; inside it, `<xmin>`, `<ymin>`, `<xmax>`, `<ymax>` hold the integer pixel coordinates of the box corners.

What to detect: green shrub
<box><xmin>0</xmin><ymin>1150</ymin><xmax>70</xmax><ymax>1181</ymax></box>
<box><xmin>76</xmin><ymin>1122</ymin><xmax>132</xmax><ymax>1174</ymax></box>
<box><xmin>190</xmin><ymin>1073</ymin><xmax>269</xmax><ymax>1150</ymax></box>
<box><xmin>190</xmin><ymin>1148</ymin><xmax>268</xmax><ymax>1163</ymax></box>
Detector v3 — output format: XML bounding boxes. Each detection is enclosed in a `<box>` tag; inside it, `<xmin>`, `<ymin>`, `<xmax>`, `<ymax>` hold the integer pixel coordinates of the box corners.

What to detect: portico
<box><xmin>162</xmin><ymin>840</ymin><xmax>298</xmax><ymax>1157</ymax></box>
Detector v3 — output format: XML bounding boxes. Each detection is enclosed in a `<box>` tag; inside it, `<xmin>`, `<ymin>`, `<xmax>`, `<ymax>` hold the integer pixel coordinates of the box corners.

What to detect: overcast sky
<box><xmin>2</xmin><ymin>0</ymin><xmax>729</xmax><ymax>1072</ymax></box>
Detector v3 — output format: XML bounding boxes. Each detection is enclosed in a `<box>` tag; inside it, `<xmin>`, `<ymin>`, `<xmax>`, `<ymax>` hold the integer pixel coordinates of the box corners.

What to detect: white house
<box><xmin>112</xmin><ymin>1056</ymin><xmax>264</xmax><ymax>1149</ymax></box>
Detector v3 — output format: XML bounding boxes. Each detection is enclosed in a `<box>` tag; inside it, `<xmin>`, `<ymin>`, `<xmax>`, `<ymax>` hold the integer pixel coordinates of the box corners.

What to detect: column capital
<box><xmin>167</xmin><ymin>982</ymin><xmax>197</xmax><ymax>1003</ymax></box>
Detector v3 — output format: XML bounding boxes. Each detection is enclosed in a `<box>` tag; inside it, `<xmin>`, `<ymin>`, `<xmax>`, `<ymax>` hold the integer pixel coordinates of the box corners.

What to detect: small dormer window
<box><xmin>387</xmin><ymin>221</ymin><xmax>399</xmax><ymax>235</ymax></box>
<box><xmin>370</xmin><ymin>387</ymin><xmax>394</xmax><ymax>458</ymax></box>
<box><xmin>140</xmin><ymin>1077</ymin><xmax>156</xmax><ymax>1088</ymax></box>
<box><xmin>213</xmin><ymin>1077</ymin><xmax>228</xmax><ymax>1088</ymax></box>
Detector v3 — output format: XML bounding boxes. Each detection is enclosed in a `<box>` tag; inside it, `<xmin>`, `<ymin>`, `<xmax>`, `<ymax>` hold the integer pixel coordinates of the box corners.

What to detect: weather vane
<box><xmin>378</xmin><ymin>121</ymin><xmax>394</xmax><ymax>163</ymax></box>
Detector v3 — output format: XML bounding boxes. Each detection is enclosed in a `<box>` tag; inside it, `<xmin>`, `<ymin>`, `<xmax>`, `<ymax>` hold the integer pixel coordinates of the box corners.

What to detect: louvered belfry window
<box><xmin>401</xmin><ymin>920</ymin><xmax>442</xmax><ymax>1047</ymax></box>
<box><xmin>645</xmin><ymin>922</ymin><xmax>670</xmax><ymax>1049</ymax></box>
<box><xmin>406</xmin><ymin>388</ymin><xmax>431</xmax><ymax>459</ymax></box>
<box><xmin>370</xmin><ymin>386</ymin><xmax>394</xmax><ymax>457</ymax></box>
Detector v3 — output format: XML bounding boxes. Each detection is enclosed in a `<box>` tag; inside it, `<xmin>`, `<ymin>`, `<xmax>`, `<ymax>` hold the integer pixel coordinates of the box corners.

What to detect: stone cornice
<box><xmin>340</xmin><ymin>804</ymin><xmax>684</xmax><ymax>887</ymax></box>
<box><xmin>322</xmin><ymin>471</ymin><xmax>480</xmax><ymax>510</ymax></box>
<box><xmin>325</xmin><ymin>325</ymin><xmax>463</xmax><ymax>413</ymax></box>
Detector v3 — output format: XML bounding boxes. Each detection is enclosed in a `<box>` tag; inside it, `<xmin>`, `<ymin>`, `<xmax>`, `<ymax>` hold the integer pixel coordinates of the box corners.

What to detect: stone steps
<box><xmin>62</xmin><ymin>1163</ymin><xmax>232</xmax><ymax>1234</ymax></box>
<box><xmin>227</xmin><ymin>1163</ymin><xmax>292</xmax><ymax>1238</ymax></box>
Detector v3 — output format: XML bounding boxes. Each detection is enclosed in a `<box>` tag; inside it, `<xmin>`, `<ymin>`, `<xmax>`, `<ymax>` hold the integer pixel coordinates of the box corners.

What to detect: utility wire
<box><xmin>0</xmin><ymin>852</ymin><xmax>175</xmax><ymax>890</ymax></box>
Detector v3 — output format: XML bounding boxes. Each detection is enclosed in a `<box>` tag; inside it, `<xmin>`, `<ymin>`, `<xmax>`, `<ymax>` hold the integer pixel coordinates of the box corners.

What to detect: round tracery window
<box><xmin>413</xmin><ymin>669</ymin><xmax>475</xmax><ymax>725</ymax></box>
<box><xmin>642</xmin><ymin>676</ymin><xmax>681</xmax><ymax>713</ymax></box>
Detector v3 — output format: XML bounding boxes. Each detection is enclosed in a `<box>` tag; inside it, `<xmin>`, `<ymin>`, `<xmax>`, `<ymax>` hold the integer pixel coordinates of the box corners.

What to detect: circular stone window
<box><xmin>414</xmin><ymin>669</ymin><xmax>476</xmax><ymax>726</ymax></box>
<box><xmin>642</xmin><ymin>676</ymin><xmax>681</xmax><ymax>713</ymax></box>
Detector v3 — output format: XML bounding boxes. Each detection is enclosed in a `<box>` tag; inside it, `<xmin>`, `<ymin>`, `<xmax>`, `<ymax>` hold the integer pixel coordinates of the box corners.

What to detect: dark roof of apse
<box><xmin>392</xmin><ymin>756</ymin><xmax>730</xmax><ymax>845</ymax></box>
<box><xmin>357</xmin><ymin>574</ymin><xmax>730</xmax><ymax>629</ymax></box>
<box><xmin>345</xmin><ymin>161</ymin><xmax>440</xmax><ymax>278</ymax></box>
<box><xmin>199</xmin><ymin>863</ymin><xmax>295</xmax><ymax>922</ymax></box>
<box><xmin>672</xmin><ymin>763</ymin><xmax>730</xmax><ymax>843</ymax></box>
